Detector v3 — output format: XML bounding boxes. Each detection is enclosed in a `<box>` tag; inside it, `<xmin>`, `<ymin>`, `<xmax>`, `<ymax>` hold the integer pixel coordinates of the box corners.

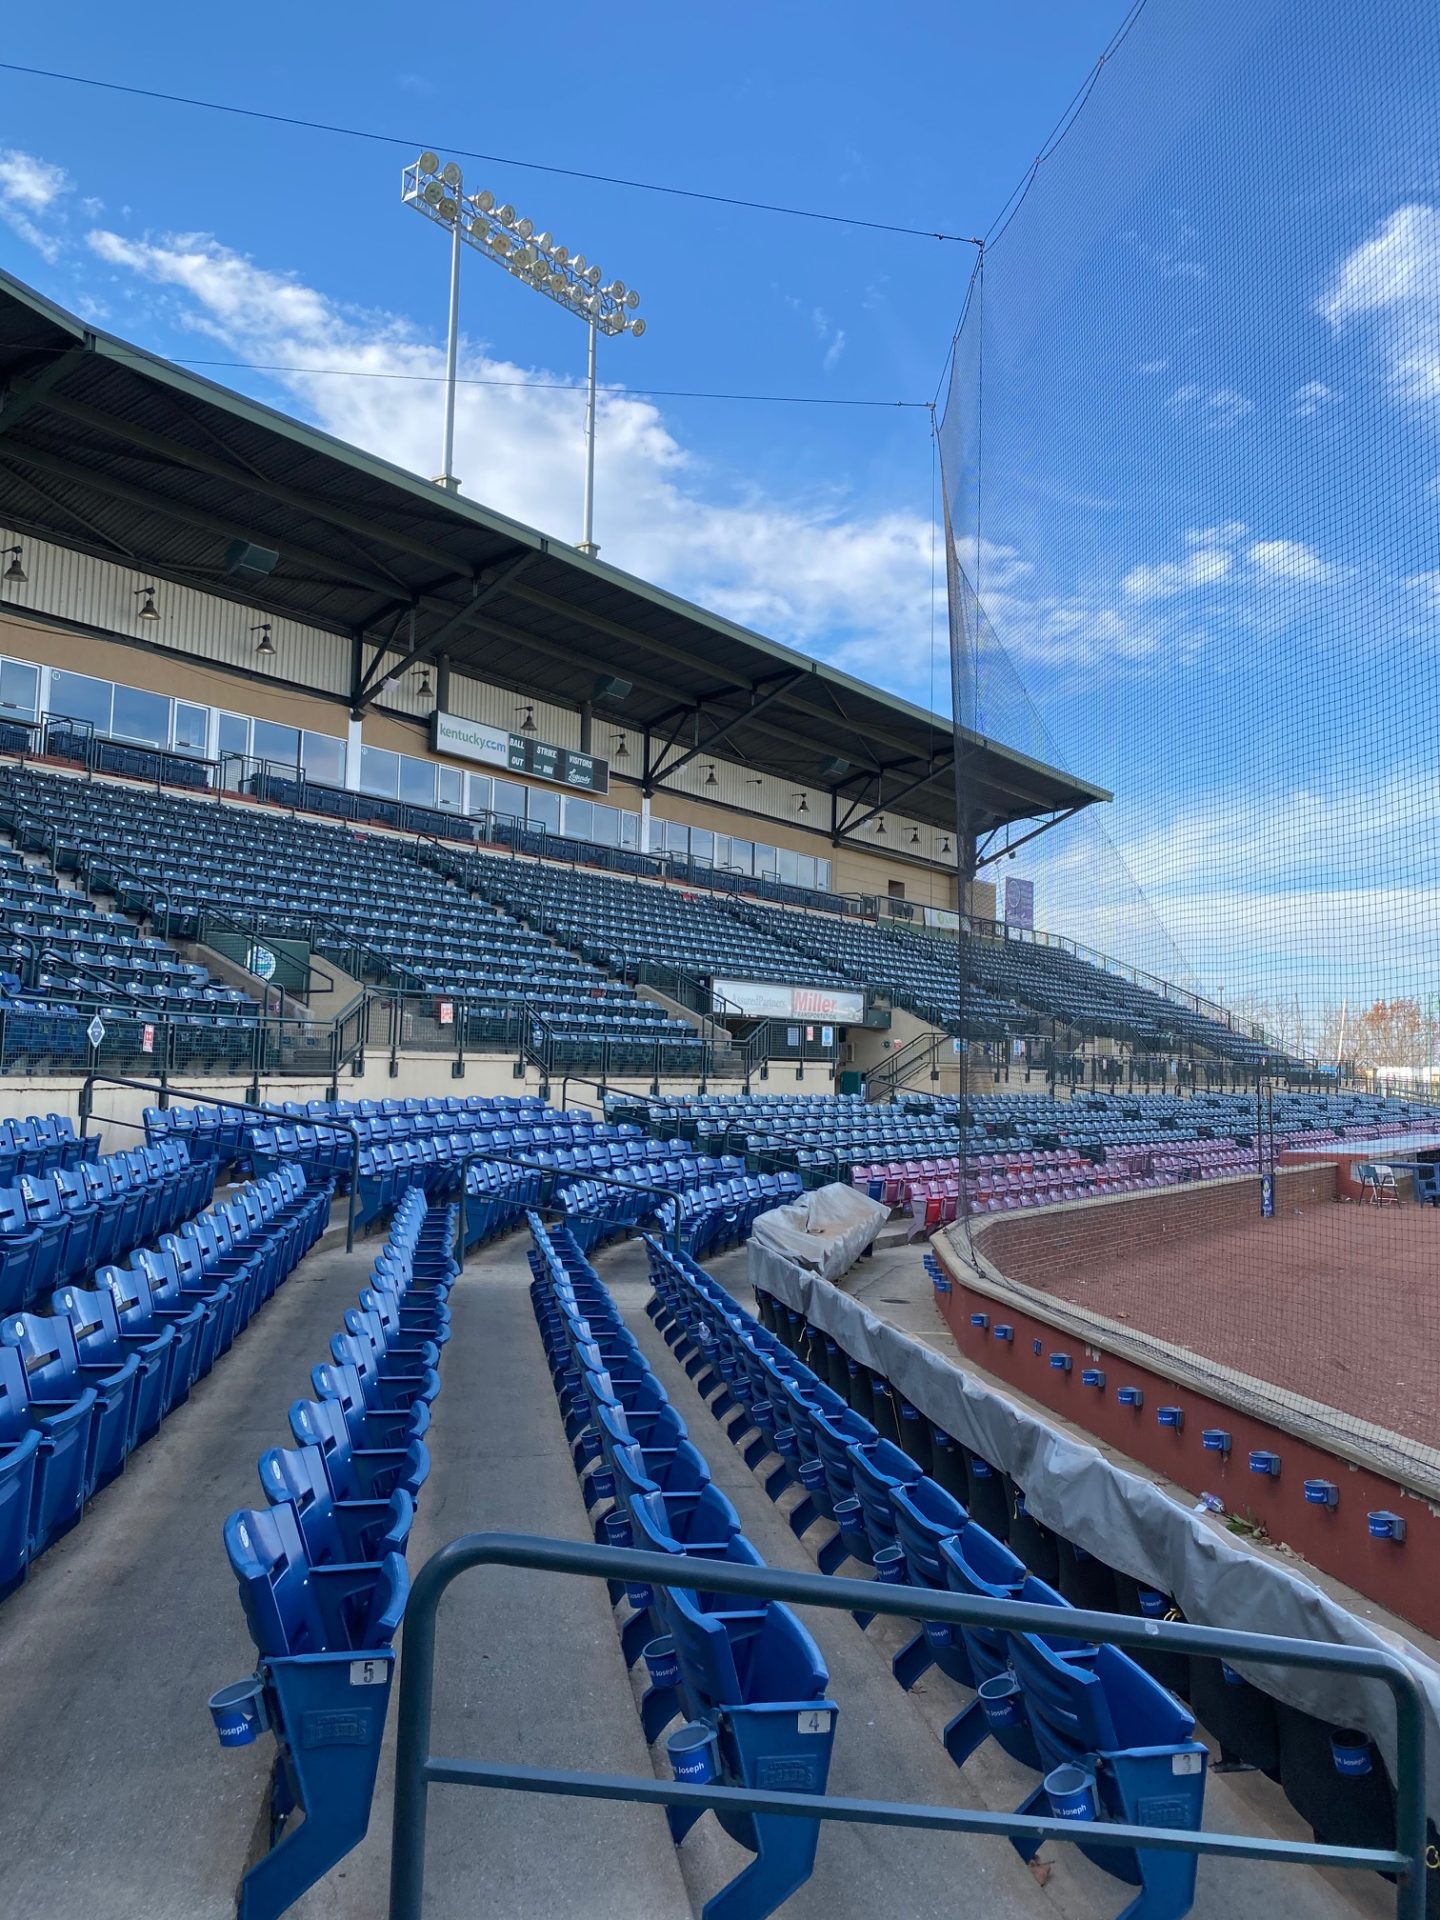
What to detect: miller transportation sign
<box><xmin>712</xmin><ymin>979</ymin><xmax>865</xmax><ymax>1024</ymax></box>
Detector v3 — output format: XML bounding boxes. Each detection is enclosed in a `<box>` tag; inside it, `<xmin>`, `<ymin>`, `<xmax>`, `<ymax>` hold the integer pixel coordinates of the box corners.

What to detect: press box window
<box><xmin>0</xmin><ymin>658</ymin><xmax>39</xmax><ymax>720</ymax></box>
<box><xmin>50</xmin><ymin>669</ymin><xmax>111</xmax><ymax>732</ymax></box>
<box><xmin>302</xmin><ymin>732</ymin><xmax>345</xmax><ymax>786</ymax></box>
<box><xmin>173</xmin><ymin>702</ymin><xmax>209</xmax><ymax>753</ymax></box>
<box><xmin>111</xmin><ymin>683</ymin><xmax>170</xmax><ymax>746</ymax></box>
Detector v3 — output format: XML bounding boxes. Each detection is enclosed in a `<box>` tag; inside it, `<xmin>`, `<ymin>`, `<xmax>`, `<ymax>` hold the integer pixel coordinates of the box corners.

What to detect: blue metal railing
<box><xmin>388</xmin><ymin>1529</ymin><xmax>1428</xmax><ymax>1920</ymax></box>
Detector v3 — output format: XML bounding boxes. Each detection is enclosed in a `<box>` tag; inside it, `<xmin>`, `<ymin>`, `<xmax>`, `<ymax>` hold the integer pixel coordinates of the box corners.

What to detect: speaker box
<box><xmin>225</xmin><ymin>539</ymin><xmax>280</xmax><ymax>585</ymax></box>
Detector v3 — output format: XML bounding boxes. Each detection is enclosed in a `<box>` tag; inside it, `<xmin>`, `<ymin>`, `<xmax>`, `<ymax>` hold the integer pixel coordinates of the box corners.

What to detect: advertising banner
<box><xmin>712</xmin><ymin>978</ymin><xmax>865</xmax><ymax>1023</ymax></box>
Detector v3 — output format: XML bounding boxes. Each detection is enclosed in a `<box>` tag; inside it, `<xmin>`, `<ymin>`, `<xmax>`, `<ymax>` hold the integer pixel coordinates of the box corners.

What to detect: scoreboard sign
<box><xmin>431</xmin><ymin>710</ymin><xmax>609</xmax><ymax>794</ymax></box>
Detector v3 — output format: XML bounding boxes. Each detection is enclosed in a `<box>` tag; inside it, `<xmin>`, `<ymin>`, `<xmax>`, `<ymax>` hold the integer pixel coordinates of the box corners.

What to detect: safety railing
<box><xmin>389</xmin><ymin>1530</ymin><xmax>1427</xmax><ymax>1920</ymax></box>
<box><xmin>75</xmin><ymin>1070</ymin><xmax>362</xmax><ymax>1250</ymax></box>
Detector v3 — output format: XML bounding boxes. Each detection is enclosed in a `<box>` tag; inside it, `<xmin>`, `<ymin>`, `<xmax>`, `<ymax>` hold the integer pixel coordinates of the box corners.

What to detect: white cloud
<box><xmin>1247</xmin><ymin>538</ymin><xmax>1334</xmax><ymax>583</ymax></box>
<box><xmin>0</xmin><ymin>149</ymin><xmax>66</xmax><ymax>211</ymax></box>
<box><xmin>1321</xmin><ymin>203</ymin><xmax>1440</xmax><ymax>409</ymax></box>
<box><xmin>0</xmin><ymin>148</ymin><xmax>67</xmax><ymax>263</ymax></box>
<box><xmin>1136</xmin><ymin>357</ymin><xmax>1169</xmax><ymax>374</ymax></box>
<box><xmin>1291</xmin><ymin>379</ymin><xmax>1336</xmax><ymax>418</ymax></box>
<box><xmin>83</xmin><ymin>225</ymin><xmax>929</xmax><ymax>687</ymax></box>
<box><xmin>1167</xmin><ymin>383</ymin><xmax>1254</xmax><ymax>426</ymax></box>
<box><xmin>1122</xmin><ymin>546</ymin><xmax>1232</xmax><ymax>600</ymax></box>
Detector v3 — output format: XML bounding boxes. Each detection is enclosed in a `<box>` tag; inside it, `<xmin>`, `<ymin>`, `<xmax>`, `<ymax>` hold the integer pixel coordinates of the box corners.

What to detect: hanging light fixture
<box><xmin>1</xmin><ymin>545</ymin><xmax>25</xmax><ymax>585</ymax></box>
<box><xmin>250</xmin><ymin>621</ymin><xmax>275</xmax><ymax>657</ymax></box>
<box><xmin>613</xmin><ymin>732</ymin><xmax>629</xmax><ymax>761</ymax></box>
<box><xmin>702</xmin><ymin>763</ymin><xmax>717</xmax><ymax>787</ymax></box>
<box><xmin>517</xmin><ymin>704</ymin><xmax>537</xmax><ymax>734</ymax></box>
<box><xmin>910</xmin><ymin>825</ymin><xmax>921</xmax><ymax>846</ymax></box>
<box><xmin>793</xmin><ymin>791</ymin><xmax>809</xmax><ymax>815</ymax></box>
<box><xmin>134</xmin><ymin>584</ymin><xmax>161</xmax><ymax>622</ymax></box>
<box><xmin>874</xmin><ymin>816</ymin><xmax>887</xmax><ymax>838</ymax></box>
<box><xmin>940</xmin><ymin>835</ymin><xmax>952</xmax><ymax>855</ymax></box>
<box><xmin>417</xmin><ymin>665</ymin><xmax>434</xmax><ymax>699</ymax></box>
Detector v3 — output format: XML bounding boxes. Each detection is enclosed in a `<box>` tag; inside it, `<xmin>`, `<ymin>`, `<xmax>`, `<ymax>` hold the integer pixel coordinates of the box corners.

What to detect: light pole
<box><xmin>402</xmin><ymin>151</ymin><xmax>647</xmax><ymax>553</ymax></box>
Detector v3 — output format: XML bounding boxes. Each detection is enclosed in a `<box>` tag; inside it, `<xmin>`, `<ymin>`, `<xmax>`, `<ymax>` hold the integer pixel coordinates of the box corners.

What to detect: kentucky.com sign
<box><xmin>429</xmin><ymin>711</ymin><xmax>511</xmax><ymax>769</ymax></box>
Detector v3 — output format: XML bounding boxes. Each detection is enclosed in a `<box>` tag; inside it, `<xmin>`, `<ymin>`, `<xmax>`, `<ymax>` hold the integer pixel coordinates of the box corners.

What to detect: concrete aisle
<box><xmin>295</xmin><ymin>1231</ymin><xmax>690</xmax><ymax>1920</ymax></box>
<box><xmin>0</xmin><ymin>1223</ymin><xmax>373</xmax><ymax>1920</ymax></box>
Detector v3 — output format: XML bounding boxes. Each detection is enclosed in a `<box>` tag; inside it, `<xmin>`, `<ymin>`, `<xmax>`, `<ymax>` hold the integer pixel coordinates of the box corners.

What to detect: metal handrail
<box><xmin>388</xmin><ymin>1530</ymin><xmax>1427</xmax><ymax>1920</ymax></box>
<box><xmin>76</xmin><ymin>1071</ymin><xmax>362</xmax><ymax>1252</ymax></box>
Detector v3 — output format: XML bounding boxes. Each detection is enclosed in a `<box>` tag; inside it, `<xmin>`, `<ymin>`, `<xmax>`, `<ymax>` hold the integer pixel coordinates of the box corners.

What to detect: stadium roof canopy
<box><xmin>0</xmin><ymin>268</ymin><xmax>1107</xmax><ymax>852</ymax></box>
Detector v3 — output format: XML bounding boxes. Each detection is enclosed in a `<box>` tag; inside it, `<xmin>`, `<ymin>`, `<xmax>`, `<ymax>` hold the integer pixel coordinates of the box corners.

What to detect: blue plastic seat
<box><xmin>54</xmin><ymin>1280</ymin><xmax>175</xmax><ymax>1444</ymax></box>
<box><xmin>288</xmin><ymin>1393</ymin><xmax>431</xmax><ymax>1504</ymax></box>
<box><xmin>257</xmin><ymin>1443</ymin><xmax>413</xmax><ymax>1565</ymax></box>
<box><xmin>0</xmin><ymin>1340</ymin><xmax>94</xmax><ymax>1557</ymax></box>
<box><xmin>3</xmin><ymin>1308</ymin><xmax>136</xmax><ymax>1492</ymax></box>
<box><xmin>221</xmin><ymin>1502</ymin><xmax>406</xmax><ymax>1920</ymax></box>
<box><xmin>1007</xmin><ymin>1628</ymin><xmax>1208</xmax><ymax>1919</ymax></box>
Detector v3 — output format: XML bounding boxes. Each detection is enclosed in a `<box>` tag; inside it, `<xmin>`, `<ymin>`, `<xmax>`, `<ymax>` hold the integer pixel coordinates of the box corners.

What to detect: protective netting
<box><xmin>936</xmin><ymin>0</ymin><xmax>1440</xmax><ymax>1482</ymax></box>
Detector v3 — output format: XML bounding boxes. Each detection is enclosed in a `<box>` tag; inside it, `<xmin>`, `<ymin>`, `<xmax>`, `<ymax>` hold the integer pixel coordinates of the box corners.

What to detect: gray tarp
<box><xmin>747</xmin><ymin>1187</ymin><xmax>1440</xmax><ymax>1815</ymax></box>
<box><xmin>749</xmin><ymin>1183</ymin><xmax>890</xmax><ymax>1287</ymax></box>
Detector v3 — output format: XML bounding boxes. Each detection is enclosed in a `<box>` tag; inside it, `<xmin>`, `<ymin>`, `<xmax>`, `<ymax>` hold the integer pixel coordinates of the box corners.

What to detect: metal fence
<box><xmin>388</xmin><ymin>1531</ymin><xmax>1427</xmax><ymax>1920</ymax></box>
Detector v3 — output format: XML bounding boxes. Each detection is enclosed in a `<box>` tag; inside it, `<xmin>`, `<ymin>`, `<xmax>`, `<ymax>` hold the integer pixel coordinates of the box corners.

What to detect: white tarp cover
<box><xmin>747</xmin><ymin>1201</ymin><xmax>1440</xmax><ymax>1812</ymax></box>
<box><xmin>749</xmin><ymin>1184</ymin><xmax>890</xmax><ymax>1288</ymax></box>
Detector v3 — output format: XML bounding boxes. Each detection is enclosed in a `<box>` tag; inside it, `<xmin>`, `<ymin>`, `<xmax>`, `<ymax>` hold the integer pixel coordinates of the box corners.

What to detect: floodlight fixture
<box><xmin>134</xmin><ymin>585</ymin><xmax>161</xmax><ymax>622</ymax></box>
<box><xmin>251</xmin><ymin>621</ymin><xmax>275</xmax><ymax>657</ymax></box>
<box><xmin>402</xmin><ymin>151</ymin><xmax>647</xmax><ymax>552</ymax></box>
<box><xmin>417</xmin><ymin>666</ymin><xmax>434</xmax><ymax>700</ymax></box>
<box><xmin>517</xmin><ymin>705</ymin><xmax>537</xmax><ymax>734</ymax></box>
<box><xmin>612</xmin><ymin>732</ymin><xmax>630</xmax><ymax>761</ymax></box>
<box><xmin>1</xmin><ymin>546</ymin><xmax>25</xmax><ymax>585</ymax></box>
<box><xmin>793</xmin><ymin>792</ymin><xmax>809</xmax><ymax>815</ymax></box>
<box><xmin>702</xmin><ymin>763</ymin><xmax>718</xmax><ymax>787</ymax></box>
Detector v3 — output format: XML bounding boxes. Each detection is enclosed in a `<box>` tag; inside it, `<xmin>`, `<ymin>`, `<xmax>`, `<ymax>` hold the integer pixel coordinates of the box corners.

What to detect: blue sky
<box><xmin>1</xmin><ymin>0</ymin><xmax>1435</xmax><ymax>1026</ymax></box>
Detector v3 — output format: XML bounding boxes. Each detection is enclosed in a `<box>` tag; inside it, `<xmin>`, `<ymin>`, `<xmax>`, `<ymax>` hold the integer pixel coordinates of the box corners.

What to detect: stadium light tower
<box><xmin>402</xmin><ymin>152</ymin><xmax>647</xmax><ymax>553</ymax></box>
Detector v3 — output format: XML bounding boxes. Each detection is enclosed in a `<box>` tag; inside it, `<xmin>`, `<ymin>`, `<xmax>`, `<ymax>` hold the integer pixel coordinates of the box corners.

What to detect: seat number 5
<box><xmin>349</xmin><ymin>1659</ymin><xmax>384</xmax><ymax>1686</ymax></box>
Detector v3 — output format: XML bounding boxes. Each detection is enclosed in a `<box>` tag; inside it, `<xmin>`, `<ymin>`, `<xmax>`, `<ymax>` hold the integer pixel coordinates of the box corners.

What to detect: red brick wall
<box><xmin>939</xmin><ymin>1172</ymin><xmax>1437</xmax><ymax>1633</ymax></box>
<box><xmin>976</xmin><ymin>1165</ymin><xmax>1334</xmax><ymax>1288</ymax></box>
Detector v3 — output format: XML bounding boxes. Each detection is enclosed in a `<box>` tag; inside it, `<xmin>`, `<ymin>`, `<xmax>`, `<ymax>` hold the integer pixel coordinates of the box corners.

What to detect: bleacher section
<box><xmin>0</xmin><ymin>761</ymin><xmax>1338</xmax><ymax>1086</ymax></box>
<box><xmin>530</xmin><ymin>1216</ymin><xmax>839</xmax><ymax>1919</ymax></box>
<box><xmin>216</xmin><ymin>1189</ymin><xmax>454</xmax><ymax>1919</ymax></box>
<box><xmin>0</xmin><ymin>767</ymin><xmax>704</xmax><ymax>1074</ymax></box>
<box><xmin>437</xmin><ymin>844</ymin><xmax>852</xmax><ymax>992</ymax></box>
<box><xmin>0</xmin><ymin>1087</ymin><xmax>1416</xmax><ymax>1916</ymax></box>
<box><xmin>646</xmin><ymin>1238</ymin><xmax>1212</xmax><ymax>1918</ymax></box>
<box><xmin>614</xmin><ymin>1089</ymin><xmax>1440</xmax><ymax>1226</ymax></box>
<box><xmin>0</xmin><ymin>1139</ymin><xmax>326</xmax><ymax>1602</ymax></box>
<box><xmin>728</xmin><ymin>901</ymin><xmax>1285</xmax><ymax>1065</ymax></box>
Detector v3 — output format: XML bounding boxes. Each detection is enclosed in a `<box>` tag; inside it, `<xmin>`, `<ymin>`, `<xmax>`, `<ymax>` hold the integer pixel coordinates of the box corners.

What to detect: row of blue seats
<box><xmin>646</xmin><ymin>1241</ymin><xmax>1210</xmax><ymax>1920</ymax></box>
<box><xmin>0</xmin><ymin>1112</ymin><xmax>97</xmax><ymax>1178</ymax></box>
<box><xmin>216</xmin><ymin>1188</ymin><xmax>458</xmax><ymax>1920</ymax></box>
<box><xmin>529</xmin><ymin>1216</ymin><xmax>837</xmax><ymax>1920</ymax></box>
<box><xmin>0</xmin><ymin>1138</ymin><xmax>213</xmax><ymax>1312</ymax></box>
<box><xmin>552</xmin><ymin>1167</ymin><xmax>803</xmax><ymax>1262</ymax></box>
<box><xmin>0</xmin><ymin>1163</ymin><xmax>328</xmax><ymax>1603</ymax></box>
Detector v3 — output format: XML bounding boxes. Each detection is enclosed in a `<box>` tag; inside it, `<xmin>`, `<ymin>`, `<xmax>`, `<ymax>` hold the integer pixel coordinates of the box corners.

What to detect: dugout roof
<box><xmin>0</xmin><ymin>268</ymin><xmax>1107</xmax><ymax>847</ymax></box>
